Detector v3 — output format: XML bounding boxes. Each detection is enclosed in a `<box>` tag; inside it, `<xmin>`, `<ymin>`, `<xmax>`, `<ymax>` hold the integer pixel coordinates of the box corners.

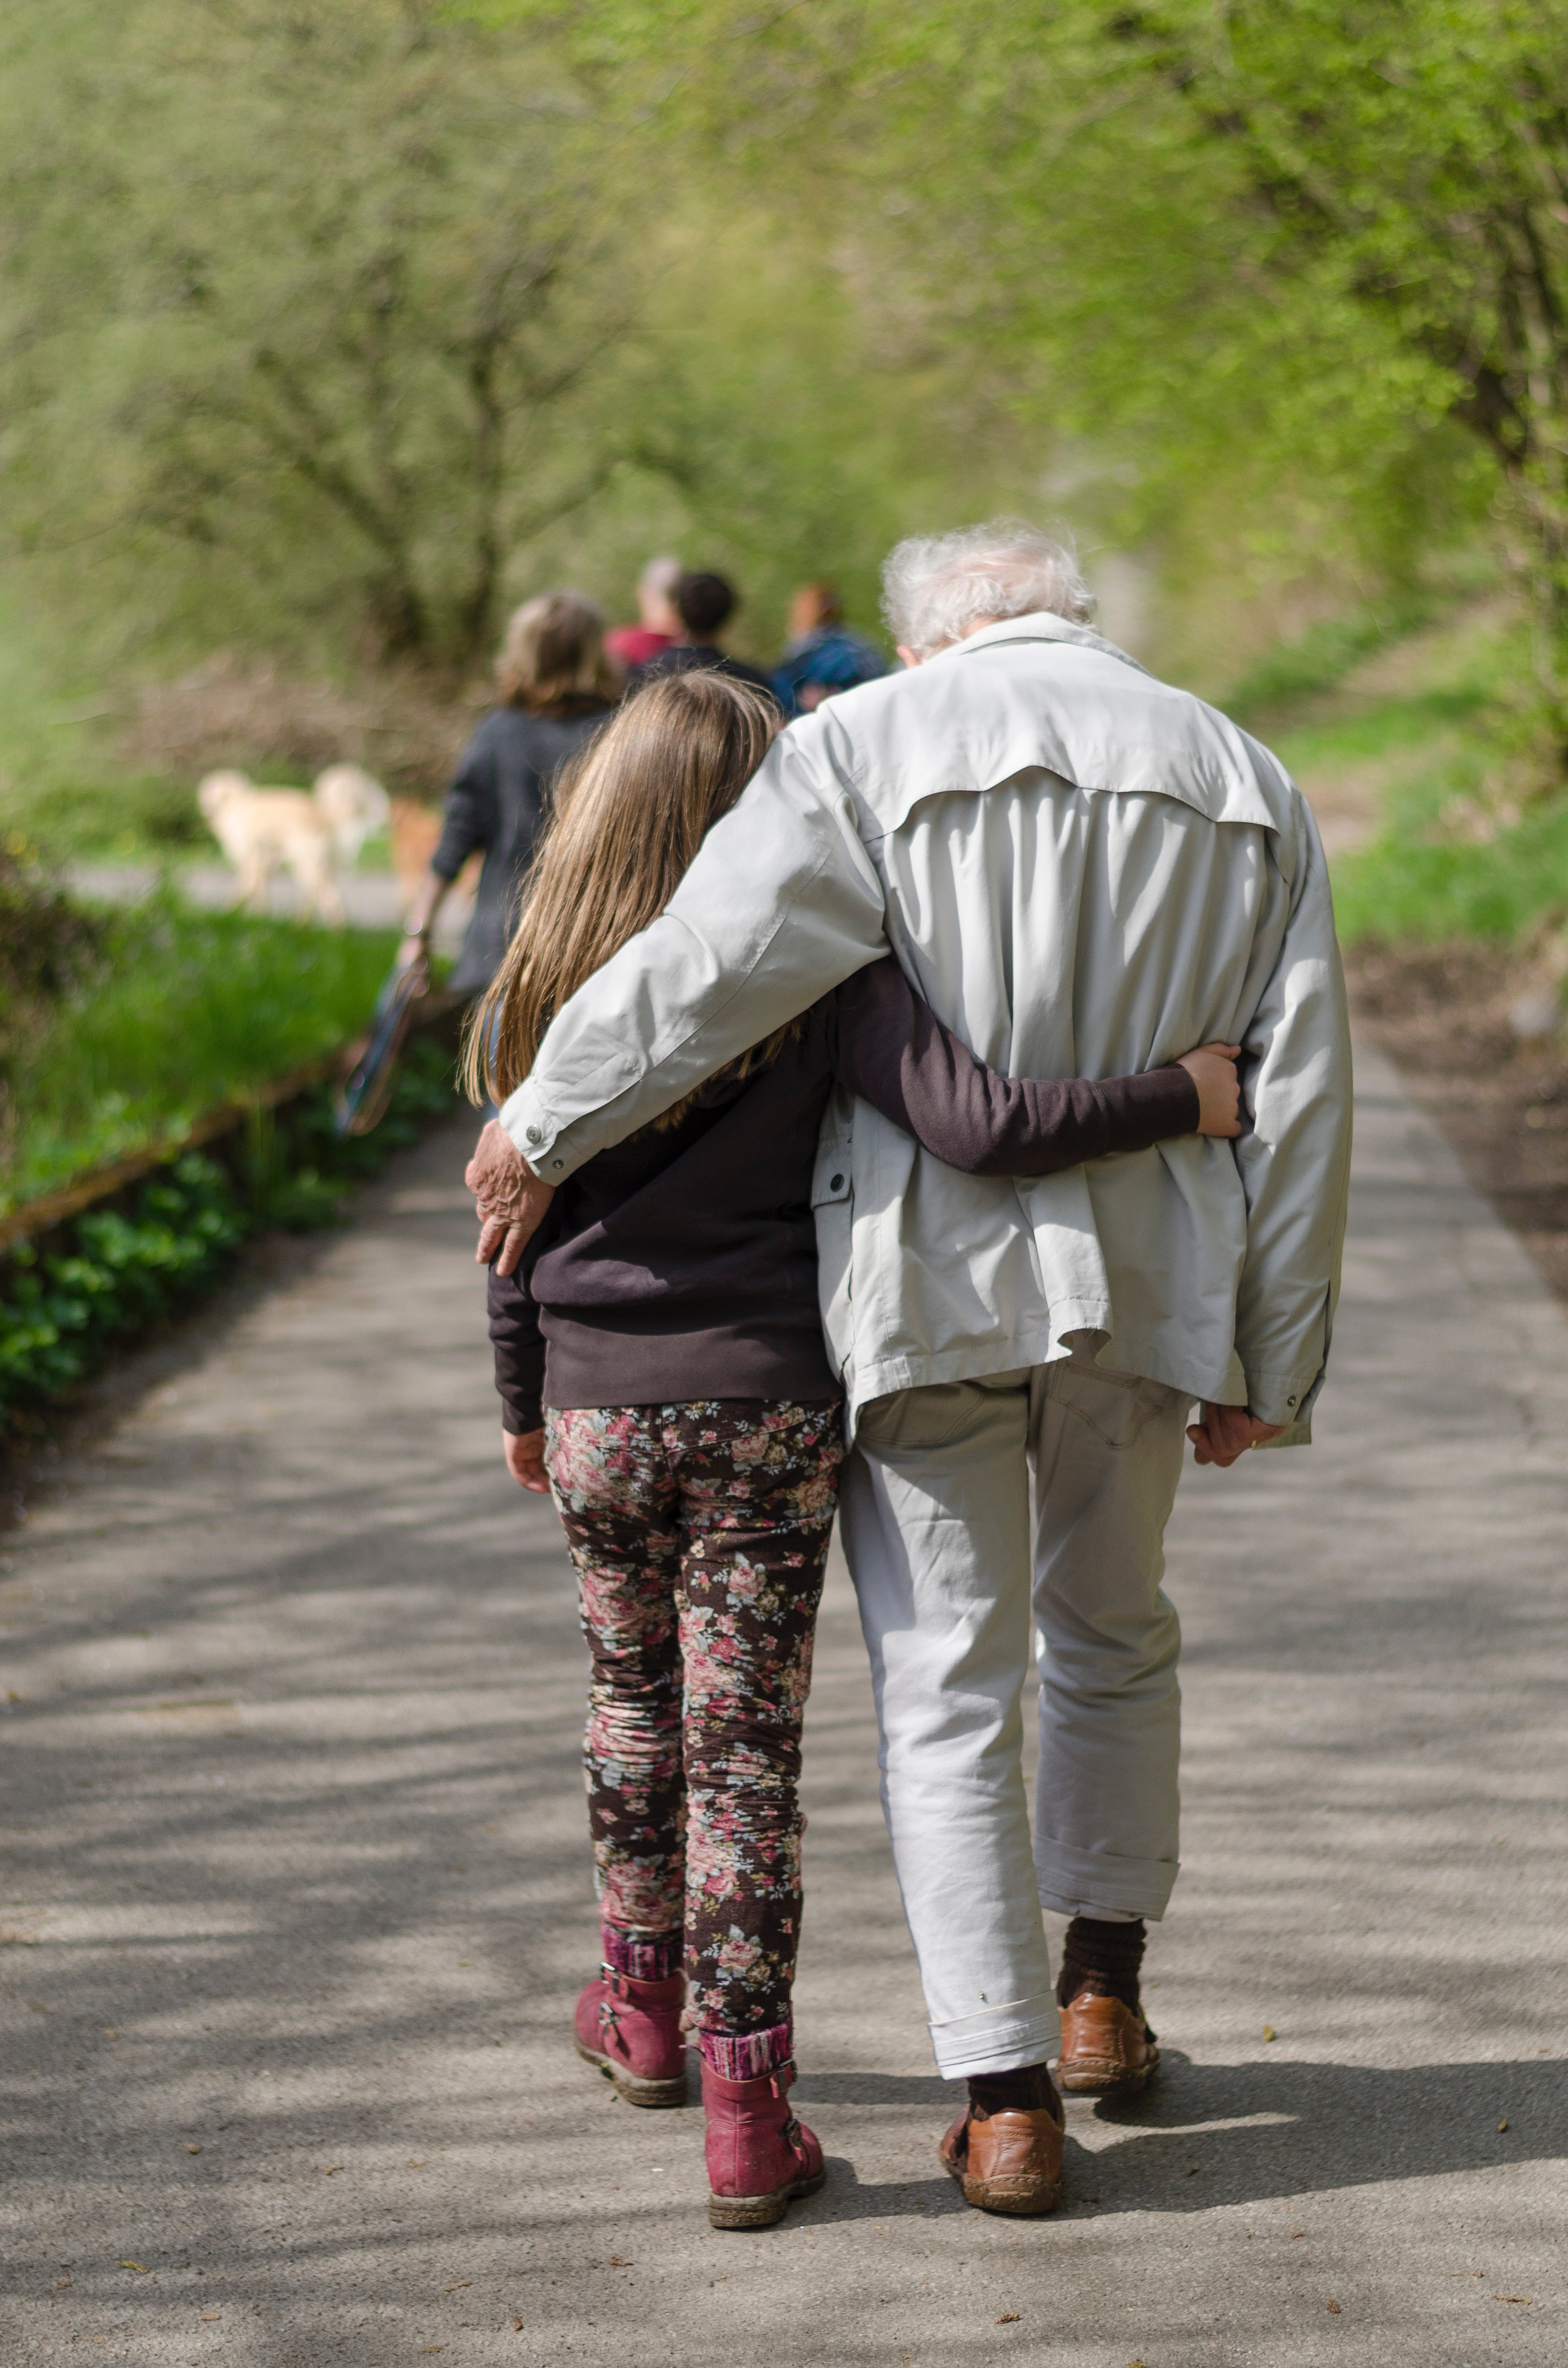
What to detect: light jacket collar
<box><xmin>934</xmin><ymin>609</ymin><xmax>1153</xmax><ymax>677</ymax></box>
<box><xmin>816</xmin><ymin>607</ymin><xmax>1290</xmax><ymax>854</ymax></box>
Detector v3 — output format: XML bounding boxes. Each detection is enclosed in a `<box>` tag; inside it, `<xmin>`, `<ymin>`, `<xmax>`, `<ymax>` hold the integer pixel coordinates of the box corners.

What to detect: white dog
<box><xmin>313</xmin><ymin>763</ymin><xmax>391</xmax><ymax>863</ymax></box>
<box><xmin>196</xmin><ymin>765</ymin><xmax>390</xmax><ymax>925</ymax></box>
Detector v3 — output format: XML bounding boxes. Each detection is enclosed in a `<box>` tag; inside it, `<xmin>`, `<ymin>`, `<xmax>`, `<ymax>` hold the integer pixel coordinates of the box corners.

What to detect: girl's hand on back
<box><xmin>1176</xmin><ymin>1042</ymin><xmax>1243</xmax><ymax>1137</ymax></box>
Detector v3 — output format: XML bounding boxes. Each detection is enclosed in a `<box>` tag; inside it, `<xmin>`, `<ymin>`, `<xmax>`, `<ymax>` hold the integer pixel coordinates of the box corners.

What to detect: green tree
<box><xmin>524</xmin><ymin>0</ymin><xmax>1568</xmax><ymax>710</ymax></box>
<box><xmin>0</xmin><ymin>0</ymin><xmax>641</xmax><ymax>672</ymax></box>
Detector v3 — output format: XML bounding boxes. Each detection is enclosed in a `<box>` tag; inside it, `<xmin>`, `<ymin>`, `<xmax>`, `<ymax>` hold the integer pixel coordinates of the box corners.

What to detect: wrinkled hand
<box><xmin>465</xmin><ymin>1117</ymin><xmax>555</xmax><ymax>1275</ymax></box>
<box><xmin>1176</xmin><ymin>1042</ymin><xmax>1243</xmax><ymax>1137</ymax></box>
<box><xmin>502</xmin><ymin>1427</ymin><xmax>550</xmax><ymax>1492</ymax></box>
<box><xmin>1187</xmin><ymin>1402</ymin><xmax>1287</xmax><ymax>1467</ymax></box>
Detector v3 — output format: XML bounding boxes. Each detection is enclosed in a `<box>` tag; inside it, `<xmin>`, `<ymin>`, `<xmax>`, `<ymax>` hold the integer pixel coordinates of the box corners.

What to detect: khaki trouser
<box><xmin>838</xmin><ymin>1349</ymin><xmax>1191</xmax><ymax>2079</ymax></box>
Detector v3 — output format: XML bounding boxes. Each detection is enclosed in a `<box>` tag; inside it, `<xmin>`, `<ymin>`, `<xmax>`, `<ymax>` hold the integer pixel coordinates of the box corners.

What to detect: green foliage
<box><xmin>0</xmin><ymin>0</ymin><xmax>646</xmax><ymax>672</ymax></box>
<box><xmin>0</xmin><ymin>1</ymin><xmax>1013</xmax><ymax>684</ymax></box>
<box><xmin>0</xmin><ymin>850</ymin><xmax>107</xmax><ymax>1168</ymax></box>
<box><xmin>3</xmin><ymin>897</ymin><xmax>399</xmax><ymax>1213</ymax></box>
<box><xmin>0</xmin><ymin>1155</ymin><xmax>246</xmax><ymax>1413</ymax></box>
<box><xmin>511</xmin><ymin>0</ymin><xmax>1566</xmax><ymax>694</ymax></box>
<box><xmin>9</xmin><ymin>775</ymin><xmax>205</xmax><ymax>860</ymax></box>
<box><xmin>1225</xmin><ymin>599</ymin><xmax>1442</xmax><ymax>727</ymax></box>
<box><xmin>0</xmin><ymin>1036</ymin><xmax>461</xmax><ymax>1429</ymax></box>
<box><xmin>1335</xmin><ymin>798</ymin><xmax>1568</xmax><ymax>947</ymax></box>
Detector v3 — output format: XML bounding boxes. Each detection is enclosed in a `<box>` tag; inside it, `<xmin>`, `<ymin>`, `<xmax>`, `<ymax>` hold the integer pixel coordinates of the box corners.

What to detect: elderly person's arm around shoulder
<box><xmin>477</xmin><ymin>724</ymin><xmax>889</xmax><ymax>1232</ymax></box>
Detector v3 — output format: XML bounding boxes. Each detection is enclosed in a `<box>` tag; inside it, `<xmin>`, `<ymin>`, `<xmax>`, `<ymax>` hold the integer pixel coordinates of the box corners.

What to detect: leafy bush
<box><xmin>0</xmin><ymin>1036</ymin><xmax>462</xmax><ymax>1430</ymax></box>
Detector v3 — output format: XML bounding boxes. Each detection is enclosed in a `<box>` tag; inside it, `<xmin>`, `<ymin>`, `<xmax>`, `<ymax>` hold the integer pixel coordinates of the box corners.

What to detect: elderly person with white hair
<box><xmin>469</xmin><ymin>519</ymin><xmax>1353</xmax><ymax>2216</ymax></box>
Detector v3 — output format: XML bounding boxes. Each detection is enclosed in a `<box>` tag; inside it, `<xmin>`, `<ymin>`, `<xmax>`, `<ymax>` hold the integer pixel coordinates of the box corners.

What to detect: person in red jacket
<box><xmin>604</xmin><ymin>555</ymin><xmax>682</xmax><ymax>672</ymax></box>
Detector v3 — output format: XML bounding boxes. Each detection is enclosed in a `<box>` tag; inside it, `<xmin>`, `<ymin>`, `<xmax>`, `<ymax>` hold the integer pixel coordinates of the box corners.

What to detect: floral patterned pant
<box><xmin>544</xmin><ymin>1398</ymin><xmax>843</xmax><ymax>2036</ymax></box>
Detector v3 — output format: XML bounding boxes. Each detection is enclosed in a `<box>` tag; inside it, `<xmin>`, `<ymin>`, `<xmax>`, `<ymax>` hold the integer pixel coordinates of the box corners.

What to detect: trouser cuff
<box><xmin>928</xmin><ymin>1996</ymin><xmax>1061</xmax><ymax>2080</ymax></box>
<box><xmin>1035</xmin><ymin>1837</ymin><xmax>1178</xmax><ymax>1922</ymax></box>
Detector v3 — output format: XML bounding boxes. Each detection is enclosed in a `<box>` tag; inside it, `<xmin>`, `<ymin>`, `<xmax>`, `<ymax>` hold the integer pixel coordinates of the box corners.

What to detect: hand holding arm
<box><xmin>1176</xmin><ymin>1044</ymin><xmax>1242</xmax><ymax>1136</ymax></box>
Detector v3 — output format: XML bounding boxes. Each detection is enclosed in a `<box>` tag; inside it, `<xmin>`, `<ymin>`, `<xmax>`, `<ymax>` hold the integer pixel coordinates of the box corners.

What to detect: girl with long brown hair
<box><xmin>468</xmin><ymin>670</ymin><xmax>1241</xmax><ymax>2231</ymax></box>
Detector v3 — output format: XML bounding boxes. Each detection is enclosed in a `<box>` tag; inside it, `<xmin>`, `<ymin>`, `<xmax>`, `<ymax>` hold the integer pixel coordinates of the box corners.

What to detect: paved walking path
<box><xmin>66</xmin><ymin>862</ymin><xmax>473</xmax><ymax>949</ymax></box>
<box><xmin>3</xmin><ymin>1042</ymin><xmax>1565</xmax><ymax>2367</ymax></box>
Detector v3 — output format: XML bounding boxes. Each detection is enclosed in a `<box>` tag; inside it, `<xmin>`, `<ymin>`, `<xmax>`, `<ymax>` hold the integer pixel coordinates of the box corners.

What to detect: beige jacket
<box><xmin>500</xmin><ymin>613</ymin><xmax>1353</xmax><ymax>1439</ymax></box>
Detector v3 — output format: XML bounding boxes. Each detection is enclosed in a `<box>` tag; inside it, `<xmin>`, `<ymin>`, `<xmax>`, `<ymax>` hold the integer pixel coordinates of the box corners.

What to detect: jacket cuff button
<box><xmin>830</xmin><ymin>1173</ymin><xmax>845</xmax><ymax>1192</ymax></box>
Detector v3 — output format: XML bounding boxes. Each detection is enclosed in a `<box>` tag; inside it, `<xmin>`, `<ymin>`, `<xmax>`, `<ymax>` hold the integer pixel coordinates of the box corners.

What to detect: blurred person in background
<box><xmin>398</xmin><ymin>592</ymin><xmax>619</xmax><ymax>999</ymax></box>
<box><xmin>630</xmin><ymin>571</ymin><xmax>778</xmax><ymax>700</ymax></box>
<box><xmin>772</xmin><ymin>582</ymin><xmax>887</xmax><ymax>716</ymax></box>
<box><xmin>605</xmin><ymin>556</ymin><xmax>683</xmax><ymax>674</ymax></box>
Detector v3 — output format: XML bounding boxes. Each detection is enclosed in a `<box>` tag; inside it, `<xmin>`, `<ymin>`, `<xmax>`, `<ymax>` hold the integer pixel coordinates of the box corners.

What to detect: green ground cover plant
<box><xmin>0</xmin><ymin>1036</ymin><xmax>459</xmax><ymax>1433</ymax></box>
<box><xmin>5</xmin><ymin>893</ymin><xmax>401</xmax><ymax>1214</ymax></box>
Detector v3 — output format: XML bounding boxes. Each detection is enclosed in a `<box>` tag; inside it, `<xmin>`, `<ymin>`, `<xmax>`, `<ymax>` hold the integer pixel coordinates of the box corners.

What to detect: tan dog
<box><xmin>196</xmin><ymin>765</ymin><xmax>391</xmax><ymax>924</ymax></box>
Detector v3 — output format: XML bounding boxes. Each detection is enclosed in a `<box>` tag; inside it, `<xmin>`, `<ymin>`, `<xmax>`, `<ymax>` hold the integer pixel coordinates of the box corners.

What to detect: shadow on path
<box><xmin>794</xmin><ymin>2055</ymin><xmax>1567</xmax><ymax>2220</ymax></box>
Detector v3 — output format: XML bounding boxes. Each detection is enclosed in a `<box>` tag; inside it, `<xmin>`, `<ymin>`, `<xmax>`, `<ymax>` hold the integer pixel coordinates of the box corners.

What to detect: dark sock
<box><xmin>968</xmin><ymin>2060</ymin><xmax>1061</xmax><ymax>2120</ymax></box>
<box><xmin>1056</xmin><ymin>1914</ymin><xmax>1146</xmax><ymax>2014</ymax></box>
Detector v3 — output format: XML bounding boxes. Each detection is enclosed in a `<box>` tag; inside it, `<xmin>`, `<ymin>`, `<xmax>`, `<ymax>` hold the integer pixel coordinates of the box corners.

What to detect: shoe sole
<box><xmin>708</xmin><ymin>2166</ymin><xmax>827</xmax><ymax>2230</ymax></box>
<box><xmin>940</xmin><ymin>2155</ymin><xmax>1061</xmax><ymax>2216</ymax></box>
<box><xmin>574</xmin><ymin>2035</ymin><xmax>689</xmax><ymax>2109</ymax></box>
<box><xmin>1055</xmin><ymin>2043</ymin><xmax>1160</xmax><ymax>2098</ymax></box>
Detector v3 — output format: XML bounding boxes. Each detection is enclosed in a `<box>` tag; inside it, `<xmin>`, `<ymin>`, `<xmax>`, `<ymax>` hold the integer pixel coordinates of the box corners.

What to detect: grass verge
<box><xmin>6</xmin><ymin>894</ymin><xmax>402</xmax><ymax>1215</ymax></box>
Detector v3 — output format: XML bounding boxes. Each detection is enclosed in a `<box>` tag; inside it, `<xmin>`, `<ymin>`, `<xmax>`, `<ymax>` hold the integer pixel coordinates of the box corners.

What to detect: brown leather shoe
<box><xmin>938</xmin><ymin>2105</ymin><xmax>1063</xmax><ymax>2216</ymax></box>
<box><xmin>1056</xmin><ymin>1991</ymin><xmax>1160</xmax><ymax>2096</ymax></box>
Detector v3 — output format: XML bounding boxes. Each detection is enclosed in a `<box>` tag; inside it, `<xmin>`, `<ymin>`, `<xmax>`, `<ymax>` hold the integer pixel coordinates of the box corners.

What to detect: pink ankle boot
<box><xmin>574</xmin><ymin>1967</ymin><xmax>688</xmax><ymax>2108</ymax></box>
<box><xmin>702</xmin><ymin>2060</ymin><xmax>825</xmax><ymax>2229</ymax></box>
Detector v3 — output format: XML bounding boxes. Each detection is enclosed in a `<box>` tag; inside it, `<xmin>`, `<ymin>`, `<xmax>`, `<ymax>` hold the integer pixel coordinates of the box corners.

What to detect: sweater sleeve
<box><xmin>829</xmin><ymin>956</ymin><xmax>1200</xmax><ymax>1176</ymax></box>
<box><xmin>431</xmin><ymin>722</ymin><xmax>497</xmax><ymax>881</ymax></box>
<box><xmin>487</xmin><ymin>1259</ymin><xmax>547</xmax><ymax>1435</ymax></box>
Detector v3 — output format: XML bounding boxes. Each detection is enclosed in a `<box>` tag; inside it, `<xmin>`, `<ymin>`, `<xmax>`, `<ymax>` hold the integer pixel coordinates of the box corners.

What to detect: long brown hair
<box><xmin>464</xmin><ymin>671</ymin><xmax>791</xmax><ymax>1112</ymax></box>
<box><xmin>495</xmin><ymin>590</ymin><xmax>619</xmax><ymax>714</ymax></box>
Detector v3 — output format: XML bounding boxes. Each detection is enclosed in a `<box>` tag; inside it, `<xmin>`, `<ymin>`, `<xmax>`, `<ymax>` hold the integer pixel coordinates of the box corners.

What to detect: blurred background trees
<box><xmin>5</xmin><ymin>0</ymin><xmax>1568</xmax><ymax>823</ymax></box>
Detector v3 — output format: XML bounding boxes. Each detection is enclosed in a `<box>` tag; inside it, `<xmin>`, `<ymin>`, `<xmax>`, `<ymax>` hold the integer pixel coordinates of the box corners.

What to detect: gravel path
<box><xmin>3</xmin><ymin>1041</ymin><xmax>1565</xmax><ymax>2367</ymax></box>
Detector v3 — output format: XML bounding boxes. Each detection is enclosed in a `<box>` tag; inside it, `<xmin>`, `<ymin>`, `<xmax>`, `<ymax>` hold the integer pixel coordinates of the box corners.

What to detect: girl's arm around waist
<box><xmin>829</xmin><ymin>957</ymin><xmax>1201</xmax><ymax>1177</ymax></box>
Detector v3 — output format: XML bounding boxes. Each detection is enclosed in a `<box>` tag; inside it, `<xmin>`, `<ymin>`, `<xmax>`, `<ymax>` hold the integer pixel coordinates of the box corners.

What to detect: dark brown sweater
<box><xmin>488</xmin><ymin>956</ymin><xmax>1200</xmax><ymax>1432</ymax></box>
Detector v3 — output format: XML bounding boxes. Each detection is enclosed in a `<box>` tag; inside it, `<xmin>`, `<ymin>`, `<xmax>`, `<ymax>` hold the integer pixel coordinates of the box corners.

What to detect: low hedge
<box><xmin>0</xmin><ymin>1034</ymin><xmax>462</xmax><ymax>1435</ymax></box>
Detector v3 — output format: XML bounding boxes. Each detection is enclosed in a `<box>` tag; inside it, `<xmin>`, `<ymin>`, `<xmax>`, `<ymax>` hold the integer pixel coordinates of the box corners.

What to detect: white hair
<box><xmin>881</xmin><ymin>519</ymin><xmax>1095</xmax><ymax>658</ymax></box>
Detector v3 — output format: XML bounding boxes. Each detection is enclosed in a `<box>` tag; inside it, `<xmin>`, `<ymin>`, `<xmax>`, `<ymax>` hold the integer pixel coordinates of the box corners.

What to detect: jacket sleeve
<box><xmin>498</xmin><ymin>728</ymin><xmax>889</xmax><ymax>1180</ymax></box>
<box><xmin>431</xmin><ymin>723</ymin><xmax>497</xmax><ymax>880</ymax></box>
<box><xmin>487</xmin><ymin>1259</ymin><xmax>547</xmax><ymax>1436</ymax></box>
<box><xmin>1232</xmin><ymin>791</ymin><xmax>1354</xmax><ymax>1440</ymax></box>
<box><xmin>830</xmin><ymin>958</ymin><xmax>1200</xmax><ymax>1173</ymax></box>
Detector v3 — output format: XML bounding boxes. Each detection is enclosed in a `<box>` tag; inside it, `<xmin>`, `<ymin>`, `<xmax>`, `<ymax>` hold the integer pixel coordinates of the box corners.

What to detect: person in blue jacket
<box><xmin>772</xmin><ymin>582</ymin><xmax>887</xmax><ymax>715</ymax></box>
